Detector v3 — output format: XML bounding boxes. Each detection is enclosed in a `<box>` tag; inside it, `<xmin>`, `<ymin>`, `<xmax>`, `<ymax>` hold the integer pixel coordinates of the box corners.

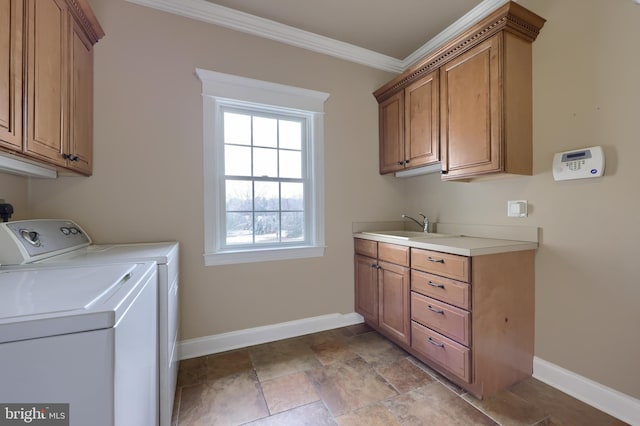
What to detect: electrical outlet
<box><xmin>507</xmin><ymin>200</ymin><xmax>527</xmax><ymax>217</ymax></box>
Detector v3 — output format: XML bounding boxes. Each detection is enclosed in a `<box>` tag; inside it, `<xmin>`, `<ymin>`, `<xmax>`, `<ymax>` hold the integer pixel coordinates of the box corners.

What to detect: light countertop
<box><xmin>352</xmin><ymin>222</ymin><xmax>539</xmax><ymax>257</ymax></box>
<box><xmin>353</xmin><ymin>232</ymin><xmax>538</xmax><ymax>257</ymax></box>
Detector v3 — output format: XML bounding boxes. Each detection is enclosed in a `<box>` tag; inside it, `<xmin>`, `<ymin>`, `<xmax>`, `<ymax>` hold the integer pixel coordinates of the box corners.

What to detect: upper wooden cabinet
<box><xmin>378</xmin><ymin>71</ymin><xmax>439</xmax><ymax>174</ymax></box>
<box><xmin>0</xmin><ymin>0</ymin><xmax>23</xmax><ymax>152</ymax></box>
<box><xmin>374</xmin><ymin>2</ymin><xmax>545</xmax><ymax>180</ymax></box>
<box><xmin>0</xmin><ymin>0</ymin><xmax>103</xmax><ymax>175</ymax></box>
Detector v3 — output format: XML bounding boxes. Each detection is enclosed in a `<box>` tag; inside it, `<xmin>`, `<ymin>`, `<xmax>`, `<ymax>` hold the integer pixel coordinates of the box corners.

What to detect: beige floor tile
<box><xmin>311</xmin><ymin>338</ymin><xmax>360</xmax><ymax>366</ymax></box>
<box><xmin>244</xmin><ymin>401</ymin><xmax>337</xmax><ymax>426</ymax></box>
<box><xmin>261</xmin><ymin>372</ymin><xmax>320</xmax><ymax>415</ymax></box>
<box><xmin>463</xmin><ymin>388</ymin><xmax>548</xmax><ymax>425</ymax></box>
<box><xmin>335</xmin><ymin>403</ymin><xmax>401</xmax><ymax>426</ymax></box>
<box><xmin>206</xmin><ymin>349</ymin><xmax>253</xmax><ymax>380</ymax></box>
<box><xmin>347</xmin><ymin>331</ymin><xmax>408</xmax><ymax>367</ymax></box>
<box><xmin>178</xmin><ymin>370</ymin><xmax>268</xmax><ymax>426</ymax></box>
<box><xmin>249</xmin><ymin>336</ymin><xmax>323</xmax><ymax>382</ymax></box>
<box><xmin>177</xmin><ymin>356</ymin><xmax>208</xmax><ymax>387</ymax></box>
<box><xmin>509</xmin><ymin>378</ymin><xmax>620</xmax><ymax>426</ymax></box>
<box><xmin>376</xmin><ymin>357</ymin><xmax>435</xmax><ymax>393</ymax></box>
<box><xmin>306</xmin><ymin>356</ymin><xmax>398</xmax><ymax>417</ymax></box>
<box><xmin>383</xmin><ymin>382</ymin><xmax>498</xmax><ymax>426</ymax></box>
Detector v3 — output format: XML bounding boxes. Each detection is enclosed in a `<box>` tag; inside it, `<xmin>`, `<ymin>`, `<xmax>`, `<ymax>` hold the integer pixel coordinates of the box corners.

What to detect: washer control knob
<box><xmin>19</xmin><ymin>229</ymin><xmax>42</xmax><ymax>247</ymax></box>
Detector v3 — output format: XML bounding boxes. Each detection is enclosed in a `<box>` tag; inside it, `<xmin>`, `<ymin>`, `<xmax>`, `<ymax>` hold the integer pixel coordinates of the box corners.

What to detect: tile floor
<box><xmin>172</xmin><ymin>324</ymin><xmax>628</xmax><ymax>426</ymax></box>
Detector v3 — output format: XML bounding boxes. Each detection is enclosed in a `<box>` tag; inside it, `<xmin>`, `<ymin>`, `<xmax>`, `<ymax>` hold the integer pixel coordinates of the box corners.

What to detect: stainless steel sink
<box><xmin>360</xmin><ymin>230</ymin><xmax>457</xmax><ymax>240</ymax></box>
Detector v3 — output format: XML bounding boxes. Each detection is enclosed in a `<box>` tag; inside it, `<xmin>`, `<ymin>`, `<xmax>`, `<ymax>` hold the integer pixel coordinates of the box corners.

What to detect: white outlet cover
<box><xmin>508</xmin><ymin>200</ymin><xmax>527</xmax><ymax>217</ymax></box>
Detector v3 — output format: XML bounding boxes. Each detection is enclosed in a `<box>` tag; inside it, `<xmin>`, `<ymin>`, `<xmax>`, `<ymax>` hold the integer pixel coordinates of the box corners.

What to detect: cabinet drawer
<box><xmin>412</xmin><ymin>321</ymin><xmax>471</xmax><ymax>383</ymax></box>
<box><xmin>354</xmin><ymin>238</ymin><xmax>377</xmax><ymax>258</ymax></box>
<box><xmin>411</xmin><ymin>270</ymin><xmax>470</xmax><ymax>310</ymax></box>
<box><xmin>379</xmin><ymin>242</ymin><xmax>410</xmax><ymax>267</ymax></box>
<box><xmin>411</xmin><ymin>248</ymin><xmax>470</xmax><ymax>282</ymax></box>
<box><xmin>411</xmin><ymin>293</ymin><xmax>470</xmax><ymax>346</ymax></box>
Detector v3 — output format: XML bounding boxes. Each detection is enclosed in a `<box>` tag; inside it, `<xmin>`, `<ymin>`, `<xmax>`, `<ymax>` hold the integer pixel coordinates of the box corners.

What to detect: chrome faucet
<box><xmin>402</xmin><ymin>213</ymin><xmax>429</xmax><ymax>233</ymax></box>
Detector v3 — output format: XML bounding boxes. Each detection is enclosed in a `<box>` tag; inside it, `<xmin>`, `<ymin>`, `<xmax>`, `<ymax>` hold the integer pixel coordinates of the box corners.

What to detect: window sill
<box><xmin>204</xmin><ymin>245</ymin><xmax>325</xmax><ymax>266</ymax></box>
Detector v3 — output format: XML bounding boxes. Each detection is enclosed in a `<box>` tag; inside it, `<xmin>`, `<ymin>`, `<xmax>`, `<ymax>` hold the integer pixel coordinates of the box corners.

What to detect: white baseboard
<box><xmin>533</xmin><ymin>357</ymin><xmax>640</xmax><ymax>426</ymax></box>
<box><xmin>178</xmin><ymin>312</ymin><xmax>364</xmax><ymax>360</ymax></box>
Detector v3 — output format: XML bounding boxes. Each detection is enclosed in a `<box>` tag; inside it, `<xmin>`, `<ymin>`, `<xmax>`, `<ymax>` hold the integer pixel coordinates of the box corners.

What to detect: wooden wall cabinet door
<box><xmin>377</xmin><ymin>71</ymin><xmax>440</xmax><ymax>175</ymax></box>
<box><xmin>378</xmin><ymin>91</ymin><xmax>404</xmax><ymax>174</ymax></box>
<box><xmin>355</xmin><ymin>253</ymin><xmax>379</xmax><ymax>326</ymax></box>
<box><xmin>440</xmin><ymin>32</ymin><xmax>533</xmax><ymax>180</ymax></box>
<box><xmin>25</xmin><ymin>0</ymin><xmax>69</xmax><ymax>167</ymax></box>
<box><xmin>404</xmin><ymin>71</ymin><xmax>439</xmax><ymax>169</ymax></box>
<box><xmin>378</xmin><ymin>260</ymin><xmax>410</xmax><ymax>345</ymax></box>
<box><xmin>0</xmin><ymin>0</ymin><xmax>23</xmax><ymax>151</ymax></box>
<box><xmin>22</xmin><ymin>0</ymin><xmax>103</xmax><ymax>175</ymax></box>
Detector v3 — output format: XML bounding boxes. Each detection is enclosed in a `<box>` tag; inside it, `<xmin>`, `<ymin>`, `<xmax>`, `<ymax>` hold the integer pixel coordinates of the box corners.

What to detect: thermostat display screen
<box><xmin>562</xmin><ymin>150</ymin><xmax>592</xmax><ymax>162</ymax></box>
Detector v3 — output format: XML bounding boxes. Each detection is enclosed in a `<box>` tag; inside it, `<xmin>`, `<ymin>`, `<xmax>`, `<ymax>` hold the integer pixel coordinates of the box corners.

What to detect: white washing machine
<box><xmin>0</xmin><ymin>261</ymin><xmax>158</xmax><ymax>426</ymax></box>
<box><xmin>0</xmin><ymin>220</ymin><xmax>179</xmax><ymax>426</ymax></box>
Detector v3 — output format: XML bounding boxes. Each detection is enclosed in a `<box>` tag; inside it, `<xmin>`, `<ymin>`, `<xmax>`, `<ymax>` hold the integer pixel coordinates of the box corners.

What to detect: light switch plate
<box><xmin>508</xmin><ymin>200</ymin><xmax>527</xmax><ymax>217</ymax></box>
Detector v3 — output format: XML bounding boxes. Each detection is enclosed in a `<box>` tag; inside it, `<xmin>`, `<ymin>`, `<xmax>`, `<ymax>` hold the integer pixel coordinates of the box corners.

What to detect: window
<box><xmin>196</xmin><ymin>69</ymin><xmax>329</xmax><ymax>265</ymax></box>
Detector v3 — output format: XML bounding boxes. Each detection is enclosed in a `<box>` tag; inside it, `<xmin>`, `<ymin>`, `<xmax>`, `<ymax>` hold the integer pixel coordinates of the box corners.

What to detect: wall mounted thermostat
<box><xmin>553</xmin><ymin>146</ymin><xmax>605</xmax><ymax>181</ymax></box>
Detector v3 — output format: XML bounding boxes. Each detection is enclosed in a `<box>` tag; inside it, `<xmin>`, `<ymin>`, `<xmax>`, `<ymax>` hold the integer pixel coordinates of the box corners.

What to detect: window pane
<box><xmin>253</xmin><ymin>116</ymin><xmax>277</xmax><ymax>148</ymax></box>
<box><xmin>279</xmin><ymin>120</ymin><xmax>301</xmax><ymax>150</ymax></box>
<box><xmin>225</xmin><ymin>180</ymin><xmax>252</xmax><ymax>211</ymax></box>
<box><xmin>281</xmin><ymin>182</ymin><xmax>303</xmax><ymax>210</ymax></box>
<box><xmin>225</xmin><ymin>145</ymin><xmax>251</xmax><ymax>176</ymax></box>
<box><xmin>253</xmin><ymin>147</ymin><xmax>278</xmax><ymax>177</ymax></box>
<box><xmin>255</xmin><ymin>181</ymin><xmax>279</xmax><ymax>211</ymax></box>
<box><xmin>224</xmin><ymin>112</ymin><xmax>251</xmax><ymax>145</ymax></box>
<box><xmin>282</xmin><ymin>212</ymin><xmax>304</xmax><ymax>242</ymax></box>
<box><xmin>255</xmin><ymin>212</ymin><xmax>279</xmax><ymax>243</ymax></box>
<box><xmin>279</xmin><ymin>150</ymin><xmax>302</xmax><ymax>179</ymax></box>
<box><xmin>226</xmin><ymin>212</ymin><xmax>253</xmax><ymax>245</ymax></box>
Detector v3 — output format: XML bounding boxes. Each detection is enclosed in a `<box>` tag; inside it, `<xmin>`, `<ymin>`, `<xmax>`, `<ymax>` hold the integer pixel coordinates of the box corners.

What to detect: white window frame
<box><xmin>196</xmin><ymin>68</ymin><xmax>329</xmax><ymax>266</ymax></box>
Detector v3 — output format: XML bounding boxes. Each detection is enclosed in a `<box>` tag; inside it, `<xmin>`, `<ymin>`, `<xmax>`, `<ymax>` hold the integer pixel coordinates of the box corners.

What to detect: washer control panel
<box><xmin>0</xmin><ymin>220</ymin><xmax>92</xmax><ymax>264</ymax></box>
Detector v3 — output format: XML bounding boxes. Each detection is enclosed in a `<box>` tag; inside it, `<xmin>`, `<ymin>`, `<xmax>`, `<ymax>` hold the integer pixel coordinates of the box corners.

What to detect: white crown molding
<box><xmin>126</xmin><ymin>0</ymin><xmax>510</xmax><ymax>73</ymax></box>
<box><xmin>401</xmin><ymin>0</ymin><xmax>510</xmax><ymax>68</ymax></box>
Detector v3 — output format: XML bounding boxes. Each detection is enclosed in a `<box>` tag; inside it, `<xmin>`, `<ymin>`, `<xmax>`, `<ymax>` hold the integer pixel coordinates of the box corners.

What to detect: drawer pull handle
<box><xmin>427</xmin><ymin>337</ymin><xmax>445</xmax><ymax>348</ymax></box>
<box><xmin>427</xmin><ymin>257</ymin><xmax>445</xmax><ymax>264</ymax></box>
<box><xmin>427</xmin><ymin>305</ymin><xmax>445</xmax><ymax>314</ymax></box>
<box><xmin>428</xmin><ymin>281</ymin><xmax>445</xmax><ymax>289</ymax></box>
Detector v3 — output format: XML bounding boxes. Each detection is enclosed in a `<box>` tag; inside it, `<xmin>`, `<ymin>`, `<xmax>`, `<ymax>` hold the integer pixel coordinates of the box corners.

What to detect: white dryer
<box><xmin>0</xmin><ymin>220</ymin><xmax>179</xmax><ymax>426</ymax></box>
<box><xmin>0</xmin><ymin>261</ymin><xmax>158</xmax><ymax>426</ymax></box>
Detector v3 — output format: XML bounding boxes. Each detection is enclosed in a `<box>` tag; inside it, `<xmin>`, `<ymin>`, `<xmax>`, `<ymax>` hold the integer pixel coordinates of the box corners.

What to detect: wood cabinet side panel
<box><xmin>0</xmin><ymin>0</ymin><xmax>23</xmax><ymax>150</ymax></box>
<box><xmin>68</xmin><ymin>18</ymin><xmax>93</xmax><ymax>174</ymax></box>
<box><xmin>471</xmin><ymin>250</ymin><xmax>535</xmax><ymax>396</ymax></box>
<box><xmin>503</xmin><ymin>32</ymin><xmax>532</xmax><ymax>175</ymax></box>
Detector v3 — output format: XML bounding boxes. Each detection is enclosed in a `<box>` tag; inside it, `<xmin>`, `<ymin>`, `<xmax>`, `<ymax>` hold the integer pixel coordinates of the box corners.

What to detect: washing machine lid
<box><xmin>41</xmin><ymin>242</ymin><xmax>179</xmax><ymax>265</ymax></box>
<box><xmin>0</xmin><ymin>262</ymin><xmax>155</xmax><ymax>344</ymax></box>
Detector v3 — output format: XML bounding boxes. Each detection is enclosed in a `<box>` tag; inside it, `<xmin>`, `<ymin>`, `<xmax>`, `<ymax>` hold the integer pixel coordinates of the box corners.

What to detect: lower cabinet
<box><xmin>354</xmin><ymin>239</ymin><xmax>410</xmax><ymax>346</ymax></box>
<box><xmin>354</xmin><ymin>238</ymin><xmax>535</xmax><ymax>399</ymax></box>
